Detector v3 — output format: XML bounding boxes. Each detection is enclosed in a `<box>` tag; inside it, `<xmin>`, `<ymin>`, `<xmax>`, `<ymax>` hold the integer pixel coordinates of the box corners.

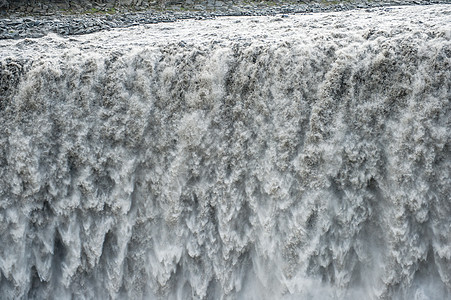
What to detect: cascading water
<box><xmin>0</xmin><ymin>5</ymin><xmax>450</xmax><ymax>299</ymax></box>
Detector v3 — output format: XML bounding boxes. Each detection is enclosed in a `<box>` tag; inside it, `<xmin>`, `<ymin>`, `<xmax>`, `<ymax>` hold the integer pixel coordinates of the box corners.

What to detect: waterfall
<box><xmin>0</xmin><ymin>5</ymin><xmax>450</xmax><ymax>299</ymax></box>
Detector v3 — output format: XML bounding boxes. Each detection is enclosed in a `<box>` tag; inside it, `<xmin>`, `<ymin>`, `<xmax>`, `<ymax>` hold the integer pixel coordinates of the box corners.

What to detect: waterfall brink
<box><xmin>0</xmin><ymin>5</ymin><xmax>450</xmax><ymax>300</ymax></box>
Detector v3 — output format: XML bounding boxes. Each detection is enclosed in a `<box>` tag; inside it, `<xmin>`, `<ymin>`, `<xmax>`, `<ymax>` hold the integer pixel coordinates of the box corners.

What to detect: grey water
<box><xmin>0</xmin><ymin>5</ymin><xmax>450</xmax><ymax>299</ymax></box>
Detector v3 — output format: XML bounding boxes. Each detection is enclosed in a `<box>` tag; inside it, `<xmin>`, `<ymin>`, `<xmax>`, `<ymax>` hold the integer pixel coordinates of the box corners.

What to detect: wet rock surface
<box><xmin>1</xmin><ymin>0</ymin><xmax>450</xmax><ymax>39</ymax></box>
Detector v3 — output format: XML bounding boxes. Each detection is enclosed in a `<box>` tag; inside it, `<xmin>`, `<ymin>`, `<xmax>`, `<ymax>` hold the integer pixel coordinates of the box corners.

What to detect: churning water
<box><xmin>0</xmin><ymin>4</ymin><xmax>450</xmax><ymax>299</ymax></box>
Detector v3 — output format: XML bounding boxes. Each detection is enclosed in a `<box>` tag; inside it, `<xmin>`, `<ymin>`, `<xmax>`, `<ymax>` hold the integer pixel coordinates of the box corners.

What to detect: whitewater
<box><xmin>0</xmin><ymin>4</ymin><xmax>450</xmax><ymax>299</ymax></box>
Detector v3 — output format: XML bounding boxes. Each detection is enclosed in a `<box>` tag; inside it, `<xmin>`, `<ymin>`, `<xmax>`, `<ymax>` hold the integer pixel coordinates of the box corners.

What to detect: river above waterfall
<box><xmin>1</xmin><ymin>5</ymin><xmax>449</xmax><ymax>58</ymax></box>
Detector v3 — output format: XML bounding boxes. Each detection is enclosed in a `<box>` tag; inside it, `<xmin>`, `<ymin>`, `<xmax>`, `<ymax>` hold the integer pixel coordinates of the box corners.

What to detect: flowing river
<box><xmin>0</xmin><ymin>4</ymin><xmax>450</xmax><ymax>299</ymax></box>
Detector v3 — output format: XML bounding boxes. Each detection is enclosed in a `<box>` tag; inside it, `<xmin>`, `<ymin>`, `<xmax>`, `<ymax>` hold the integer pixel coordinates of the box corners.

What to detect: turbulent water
<box><xmin>1</xmin><ymin>5</ymin><xmax>450</xmax><ymax>300</ymax></box>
